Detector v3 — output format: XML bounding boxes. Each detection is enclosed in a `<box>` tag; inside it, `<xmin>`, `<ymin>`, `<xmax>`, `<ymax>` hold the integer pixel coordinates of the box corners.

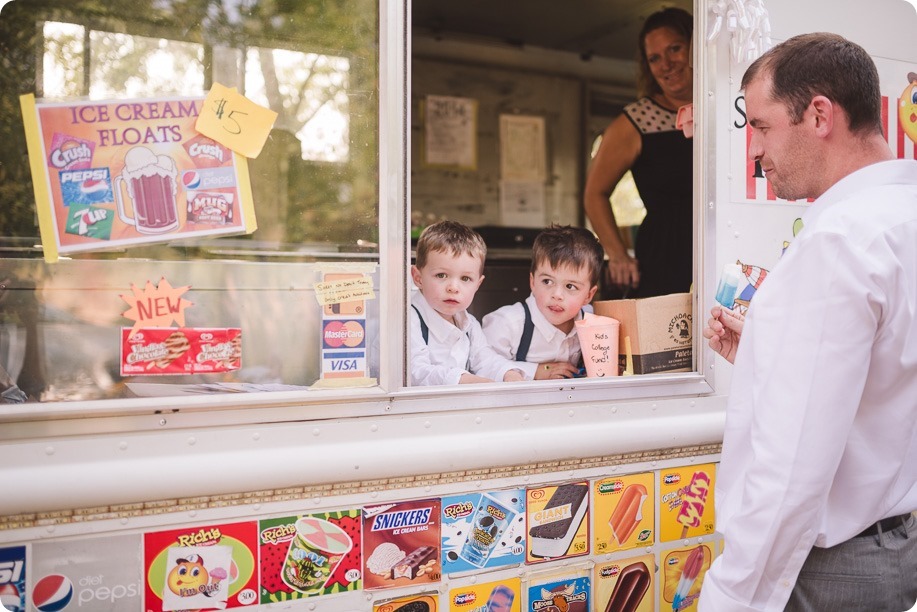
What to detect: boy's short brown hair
<box><xmin>531</xmin><ymin>224</ymin><xmax>604</xmax><ymax>287</ymax></box>
<box><xmin>415</xmin><ymin>220</ymin><xmax>487</xmax><ymax>273</ymax></box>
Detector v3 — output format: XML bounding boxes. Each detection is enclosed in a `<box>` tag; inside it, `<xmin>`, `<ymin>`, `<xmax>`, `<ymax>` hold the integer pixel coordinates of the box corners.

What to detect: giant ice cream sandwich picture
<box><xmin>526</xmin><ymin>482</ymin><xmax>590</xmax><ymax>562</ymax></box>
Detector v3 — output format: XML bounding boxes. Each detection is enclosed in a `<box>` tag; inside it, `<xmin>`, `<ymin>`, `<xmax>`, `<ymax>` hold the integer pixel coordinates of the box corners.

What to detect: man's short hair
<box><xmin>741</xmin><ymin>32</ymin><xmax>883</xmax><ymax>136</ymax></box>
<box><xmin>415</xmin><ymin>220</ymin><xmax>487</xmax><ymax>273</ymax></box>
<box><xmin>531</xmin><ymin>224</ymin><xmax>605</xmax><ymax>287</ymax></box>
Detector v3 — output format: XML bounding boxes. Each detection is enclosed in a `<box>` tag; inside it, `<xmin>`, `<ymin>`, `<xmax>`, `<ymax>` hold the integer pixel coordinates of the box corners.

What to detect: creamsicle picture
<box><xmin>593</xmin><ymin>473</ymin><xmax>654</xmax><ymax>553</ymax></box>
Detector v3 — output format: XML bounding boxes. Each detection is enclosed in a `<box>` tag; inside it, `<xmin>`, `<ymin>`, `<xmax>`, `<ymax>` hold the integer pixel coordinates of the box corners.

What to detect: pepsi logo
<box><xmin>32</xmin><ymin>575</ymin><xmax>73</xmax><ymax>612</ymax></box>
<box><xmin>182</xmin><ymin>170</ymin><xmax>201</xmax><ymax>190</ymax></box>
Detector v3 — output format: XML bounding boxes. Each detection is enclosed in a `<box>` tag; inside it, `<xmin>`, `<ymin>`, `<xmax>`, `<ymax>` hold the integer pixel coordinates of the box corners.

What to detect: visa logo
<box><xmin>330</xmin><ymin>359</ymin><xmax>358</xmax><ymax>371</ymax></box>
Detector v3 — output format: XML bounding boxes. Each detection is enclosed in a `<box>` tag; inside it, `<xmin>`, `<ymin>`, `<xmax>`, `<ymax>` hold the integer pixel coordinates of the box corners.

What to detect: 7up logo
<box><xmin>66</xmin><ymin>204</ymin><xmax>113</xmax><ymax>240</ymax></box>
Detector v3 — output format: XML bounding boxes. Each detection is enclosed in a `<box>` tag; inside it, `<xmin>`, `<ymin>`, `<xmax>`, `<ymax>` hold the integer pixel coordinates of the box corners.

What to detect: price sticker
<box><xmin>195</xmin><ymin>82</ymin><xmax>278</xmax><ymax>158</ymax></box>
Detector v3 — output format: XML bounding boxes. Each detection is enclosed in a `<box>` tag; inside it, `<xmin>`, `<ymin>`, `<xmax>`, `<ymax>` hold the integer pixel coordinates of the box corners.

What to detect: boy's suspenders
<box><xmin>516</xmin><ymin>302</ymin><xmax>535</xmax><ymax>362</ymax></box>
<box><xmin>412</xmin><ymin>304</ymin><xmax>472</xmax><ymax>371</ymax></box>
<box><xmin>411</xmin><ymin>305</ymin><xmax>429</xmax><ymax>344</ymax></box>
<box><xmin>516</xmin><ymin>303</ymin><xmax>586</xmax><ymax>363</ymax></box>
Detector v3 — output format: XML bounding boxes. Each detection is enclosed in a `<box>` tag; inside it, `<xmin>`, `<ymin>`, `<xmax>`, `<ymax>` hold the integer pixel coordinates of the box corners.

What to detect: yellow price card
<box><xmin>196</xmin><ymin>83</ymin><xmax>278</xmax><ymax>158</ymax></box>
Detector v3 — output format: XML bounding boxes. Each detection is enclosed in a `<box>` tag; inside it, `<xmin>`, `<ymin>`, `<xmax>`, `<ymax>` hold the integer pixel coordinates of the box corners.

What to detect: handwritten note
<box><xmin>314</xmin><ymin>276</ymin><xmax>376</xmax><ymax>306</ymax></box>
<box><xmin>196</xmin><ymin>83</ymin><xmax>278</xmax><ymax>158</ymax></box>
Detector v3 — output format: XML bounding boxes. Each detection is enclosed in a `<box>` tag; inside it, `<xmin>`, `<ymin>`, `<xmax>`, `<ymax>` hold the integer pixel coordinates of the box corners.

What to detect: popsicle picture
<box><xmin>677</xmin><ymin>471</ymin><xmax>711</xmax><ymax>539</ymax></box>
<box><xmin>610</xmin><ymin>484</ymin><xmax>648</xmax><ymax>545</ymax></box>
<box><xmin>671</xmin><ymin>546</ymin><xmax>704</xmax><ymax>611</ymax></box>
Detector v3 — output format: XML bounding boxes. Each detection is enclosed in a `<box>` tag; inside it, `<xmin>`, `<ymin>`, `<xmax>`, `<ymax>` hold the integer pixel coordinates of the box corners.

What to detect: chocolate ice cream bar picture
<box><xmin>392</xmin><ymin>545</ymin><xmax>437</xmax><ymax>579</ymax></box>
<box><xmin>604</xmin><ymin>561</ymin><xmax>651</xmax><ymax>612</ymax></box>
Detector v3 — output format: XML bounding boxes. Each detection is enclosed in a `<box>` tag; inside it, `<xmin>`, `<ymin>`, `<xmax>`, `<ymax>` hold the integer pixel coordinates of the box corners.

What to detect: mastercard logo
<box><xmin>322</xmin><ymin>320</ymin><xmax>365</xmax><ymax>348</ymax></box>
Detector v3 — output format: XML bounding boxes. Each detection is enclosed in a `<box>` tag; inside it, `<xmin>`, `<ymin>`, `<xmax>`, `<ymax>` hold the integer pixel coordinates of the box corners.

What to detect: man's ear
<box><xmin>810</xmin><ymin>95</ymin><xmax>834</xmax><ymax>137</ymax></box>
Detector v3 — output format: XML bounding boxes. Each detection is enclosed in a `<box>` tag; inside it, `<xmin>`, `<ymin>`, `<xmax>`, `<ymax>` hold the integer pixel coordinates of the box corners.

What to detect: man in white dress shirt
<box><xmin>700</xmin><ymin>33</ymin><xmax>917</xmax><ymax>610</ymax></box>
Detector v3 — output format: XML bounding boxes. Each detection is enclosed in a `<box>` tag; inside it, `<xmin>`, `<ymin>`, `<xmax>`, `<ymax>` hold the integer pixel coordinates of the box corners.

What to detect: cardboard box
<box><xmin>592</xmin><ymin>292</ymin><xmax>692</xmax><ymax>375</ymax></box>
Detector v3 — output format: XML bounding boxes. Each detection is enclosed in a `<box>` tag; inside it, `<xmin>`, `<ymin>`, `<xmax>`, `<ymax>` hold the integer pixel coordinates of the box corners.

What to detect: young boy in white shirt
<box><xmin>483</xmin><ymin>225</ymin><xmax>604</xmax><ymax>380</ymax></box>
<box><xmin>410</xmin><ymin>221</ymin><xmax>525</xmax><ymax>386</ymax></box>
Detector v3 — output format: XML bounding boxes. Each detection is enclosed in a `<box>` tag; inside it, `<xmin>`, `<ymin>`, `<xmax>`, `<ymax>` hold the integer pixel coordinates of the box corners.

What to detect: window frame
<box><xmin>0</xmin><ymin>0</ymin><xmax>717</xmax><ymax>439</ymax></box>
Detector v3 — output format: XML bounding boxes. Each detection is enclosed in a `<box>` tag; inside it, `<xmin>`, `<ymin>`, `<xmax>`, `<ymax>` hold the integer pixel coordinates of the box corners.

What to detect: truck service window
<box><xmin>0</xmin><ymin>0</ymin><xmax>381</xmax><ymax>404</ymax></box>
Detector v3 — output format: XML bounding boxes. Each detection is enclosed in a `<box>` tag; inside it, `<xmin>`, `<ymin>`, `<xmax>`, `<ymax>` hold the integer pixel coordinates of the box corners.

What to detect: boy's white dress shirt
<box><xmin>410</xmin><ymin>291</ymin><xmax>519</xmax><ymax>386</ymax></box>
<box><xmin>481</xmin><ymin>293</ymin><xmax>591</xmax><ymax>380</ymax></box>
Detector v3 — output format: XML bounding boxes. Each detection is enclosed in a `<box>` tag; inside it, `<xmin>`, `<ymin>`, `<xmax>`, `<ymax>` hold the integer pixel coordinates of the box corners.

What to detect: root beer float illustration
<box><xmin>115</xmin><ymin>146</ymin><xmax>180</xmax><ymax>234</ymax></box>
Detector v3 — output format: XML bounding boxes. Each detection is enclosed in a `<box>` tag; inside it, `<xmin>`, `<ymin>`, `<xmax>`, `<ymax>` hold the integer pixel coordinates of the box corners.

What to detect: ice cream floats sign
<box><xmin>19</xmin><ymin>94</ymin><xmax>257</xmax><ymax>262</ymax></box>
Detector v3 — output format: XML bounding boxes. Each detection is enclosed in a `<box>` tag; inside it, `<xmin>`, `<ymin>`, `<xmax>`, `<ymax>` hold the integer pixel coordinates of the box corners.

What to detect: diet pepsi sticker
<box><xmin>33</xmin><ymin>535</ymin><xmax>143</xmax><ymax>611</ymax></box>
<box><xmin>59</xmin><ymin>168</ymin><xmax>113</xmax><ymax>206</ymax></box>
<box><xmin>0</xmin><ymin>545</ymin><xmax>26</xmax><ymax>612</ymax></box>
<box><xmin>181</xmin><ymin>167</ymin><xmax>236</xmax><ymax>191</ymax></box>
<box><xmin>65</xmin><ymin>204</ymin><xmax>114</xmax><ymax>240</ymax></box>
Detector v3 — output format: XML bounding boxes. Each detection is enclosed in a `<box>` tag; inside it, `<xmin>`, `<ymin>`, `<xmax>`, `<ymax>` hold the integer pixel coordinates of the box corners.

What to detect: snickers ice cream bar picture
<box><xmin>526</xmin><ymin>482</ymin><xmax>590</xmax><ymax>561</ymax></box>
<box><xmin>363</xmin><ymin>499</ymin><xmax>441</xmax><ymax>590</ymax></box>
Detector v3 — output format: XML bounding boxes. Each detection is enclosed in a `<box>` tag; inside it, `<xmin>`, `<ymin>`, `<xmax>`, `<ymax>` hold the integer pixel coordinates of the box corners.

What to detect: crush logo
<box><xmin>322</xmin><ymin>320</ymin><xmax>365</xmax><ymax>349</ymax></box>
<box><xmin>667</xmin><ymin>312</ymin><xmax>692</xmax><ymax>346</ymax></box>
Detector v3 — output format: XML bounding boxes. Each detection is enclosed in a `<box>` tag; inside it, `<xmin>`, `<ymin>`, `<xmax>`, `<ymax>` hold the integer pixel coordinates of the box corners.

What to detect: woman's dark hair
<box><xmin>637</xmin><ymin>7</ymin><xmax>693</xmax><ymax>98</ymax></box>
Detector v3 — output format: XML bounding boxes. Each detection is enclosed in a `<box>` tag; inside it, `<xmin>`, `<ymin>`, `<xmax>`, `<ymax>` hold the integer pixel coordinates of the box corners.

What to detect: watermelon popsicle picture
<box><xmin>677</xmin><ymin>471</ymin><xmax>711</xmax><ymax>538</ymax></box>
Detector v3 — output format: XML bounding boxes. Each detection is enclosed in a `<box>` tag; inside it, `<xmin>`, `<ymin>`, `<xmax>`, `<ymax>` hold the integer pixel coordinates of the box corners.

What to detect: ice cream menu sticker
<box><xmin>19</xmin><ymin>93</ymin><xmax>257</xmax><ymax>263</ymax></box>
<box><xmin>661</xmin><ymin>544</ymin><xmax>713</xmax><ymax>612</ymax></box>
<box><xmin>595</xmin><ymin>554</ymin><xmax>655</xmax><ymax>612</ymax></box>
<box><xmin>441</xmin><ymin>489</ymin><xmax>526</xmax><ymax>574</ymax></box>
<box><xmin>659</xmin><ymin>464</ymin><xmax>716</xmax><ymax>542</ymax></box>
<box><xmin>362</xmin><ymin>499</ymin><xmax>442</xmax><ymax>591</ymax></box>
<box><xmin>258</xmin><ymin>510</ymin><xmax>362</xmax><ymax>605</ymax></box>
<box><xmin>143</xmin><ymin>521</ymin><xmax>259</xmax><ymax>611</ymax></box>
<box><xmin>593</xmin><ymin>472</ymin><xmax>654</xmax><ymax>553</ymax></box>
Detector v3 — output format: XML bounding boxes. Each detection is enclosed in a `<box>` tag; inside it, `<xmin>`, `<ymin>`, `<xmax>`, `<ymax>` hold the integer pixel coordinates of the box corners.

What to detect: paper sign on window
<box><xmin>19</xmin><ymin>93</ymin><xmax>258</xmax><ymax>263</ymax></box>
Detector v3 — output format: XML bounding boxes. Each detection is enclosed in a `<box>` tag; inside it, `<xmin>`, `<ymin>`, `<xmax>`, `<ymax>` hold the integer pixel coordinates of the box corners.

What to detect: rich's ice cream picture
<box><xmin>281</xmin><ymin>517</ymin><xmax>353</xmax><ymax>594</ymax></box>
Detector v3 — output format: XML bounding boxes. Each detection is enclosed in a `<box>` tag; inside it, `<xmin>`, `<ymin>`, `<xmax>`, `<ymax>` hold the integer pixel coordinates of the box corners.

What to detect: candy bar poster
<box><xmin>19</xmin><ymin>94</ymin><xmax>257</xmax><ymax>262</ymax></box>
<box><xmin>659</xmin><ymin>464</ymin><xmax>716</xmax><ymax>542</ymax></box>
<box><xmin>593</xmin><ymin>472</ymin><xmax>655</xmax><ymax>554</ymax></box>
<box><xmin>594</xmin><ymin>554</ymin><xmax>655</xmax><ymax>612</ymax></box>
<box><xmin>661</xmin><ymin>544</ymin><xmax>713</xmax><ymax>612</ymax></box>
<box><xmin>441</xmin><ymin>489</ymin><xmax>526</xmax><ymax>574</ymax></box>
<box><xmin>362</xmin><ymin>499</ymin><xmax>441</xmax><ymax>591</ymax></box>
<box><xmin>258</xmin><ymin>509</ymin><xmax>362</xmax><ymax>604</ymax></box>
<box><xmin>143</xmin><ymin>521</ymin><xmax>259</xmax><ymax>611</ymax></box>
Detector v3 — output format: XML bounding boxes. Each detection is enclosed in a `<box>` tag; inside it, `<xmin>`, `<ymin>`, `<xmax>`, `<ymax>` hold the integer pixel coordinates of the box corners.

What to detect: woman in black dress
<box><xmin>584</xmin><ymin>7</ymin><xmax>693</xmax><ymax>298</ymax></box>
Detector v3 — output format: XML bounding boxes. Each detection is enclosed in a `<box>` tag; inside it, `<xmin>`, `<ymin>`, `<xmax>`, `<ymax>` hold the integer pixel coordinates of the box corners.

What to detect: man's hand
<box><xmin>702</xmin><ymin>305</ymin><xmax>745</xmax><ymax>364</ymax></box>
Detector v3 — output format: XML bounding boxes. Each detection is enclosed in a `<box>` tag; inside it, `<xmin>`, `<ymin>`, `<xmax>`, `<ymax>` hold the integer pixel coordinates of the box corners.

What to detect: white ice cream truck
<box><xmin>0</xmin><ymin>0</ymin><xmax>915</xmax><ymax>610</ymax></box>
